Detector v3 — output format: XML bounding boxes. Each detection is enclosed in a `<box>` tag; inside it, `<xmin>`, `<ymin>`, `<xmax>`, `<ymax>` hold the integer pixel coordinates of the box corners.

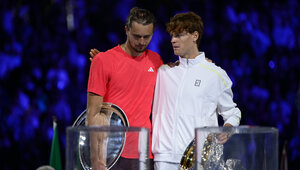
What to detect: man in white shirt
<box><xmin>152</xmin><ymin>11</ymin><xmax>241</xmax><ymax>170</ymax></box>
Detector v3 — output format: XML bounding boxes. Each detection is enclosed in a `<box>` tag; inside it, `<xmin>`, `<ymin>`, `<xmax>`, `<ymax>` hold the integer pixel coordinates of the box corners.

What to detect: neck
<box><xmin>180</xmin><ymin>47</ymin><xmax>199</xmax><ymax>59</ymax></box>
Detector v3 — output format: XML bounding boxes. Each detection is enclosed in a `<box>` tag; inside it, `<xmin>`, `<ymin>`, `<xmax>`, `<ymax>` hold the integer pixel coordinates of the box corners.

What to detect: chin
<box><xmin>173</xmin><ymin>52</ymin><xmax>180</xmax><ymax>56</ymax></box>
<box><xmin>137</xmin><ymin>49</ymin><xmax>146</xmax><ymax>53</ymax></box>
<box><xmin>137</xmin><ymin>46</ymin><xmax>147</xmax><ymax>51</ymax></box>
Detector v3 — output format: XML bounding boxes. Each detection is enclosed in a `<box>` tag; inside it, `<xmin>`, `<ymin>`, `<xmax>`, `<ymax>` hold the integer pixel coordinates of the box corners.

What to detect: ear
<box><xmin>125</xmin><ymin>26</ymin><xmax>129</xmax><ymax>35</ymax></box>
<box><xmin>193</xmin><ymin>31</ymin><xmax>199</xmax><ymax>42</ymax></box>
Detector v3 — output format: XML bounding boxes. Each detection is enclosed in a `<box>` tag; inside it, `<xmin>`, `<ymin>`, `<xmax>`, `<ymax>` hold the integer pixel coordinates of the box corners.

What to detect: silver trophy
<box><xmin>72</xmin><ymin>103</ymin><xmax>129</xmax><ymax>169</ymax></box>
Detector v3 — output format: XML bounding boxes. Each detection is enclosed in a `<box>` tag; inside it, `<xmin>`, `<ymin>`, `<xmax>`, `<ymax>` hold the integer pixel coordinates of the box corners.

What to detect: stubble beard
<box><xmin>128</xmin><ymin>39</ymin><xmax>147</xmax><ymax>53</ymax></box>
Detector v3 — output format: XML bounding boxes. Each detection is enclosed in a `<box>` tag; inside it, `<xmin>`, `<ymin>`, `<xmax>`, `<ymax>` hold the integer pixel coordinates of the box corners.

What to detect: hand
<box><xmin>217</xmin><ymin>123</ymin><xmax>233</xmax><ymax>144</ymax></box>
<box><xmin>167</xmin><ymin>60</ymin><xmax>180</xmax><ymax>67</ymax></box>
<box><xmin>91</xmin><ymin>159</ymin><xmax>107</xmax><ymax>170</ymax></box>
<box><xmin>90</xmin><ymin>130</ymin><xmax>108</xmax><ymax>170</ymax></box>
<box><xmin>205</xmin><ymin>57</ymin><xmax>213</xmax><ymax>63</ymax></box>
<box><xmin>89</xmin><ymin>48</ymin><xmax>100</xmax><ymax>61</ymax></box>
<box><xmin>216</xmin><ymin>132</ymin><xmax>229</xmax><ymax>144</ymax></box>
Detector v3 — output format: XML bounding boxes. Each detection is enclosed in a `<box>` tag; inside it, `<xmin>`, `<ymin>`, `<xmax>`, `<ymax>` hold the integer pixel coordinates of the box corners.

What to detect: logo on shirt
<box><xmin>194</xmin><ymin>80</ymin><xmax>201</xmax><ymax>86</ymax></box>
<box><xmin>148</xmin><ymin>67</ymin><xmax>154</xmax><ymax>72</ymax></box>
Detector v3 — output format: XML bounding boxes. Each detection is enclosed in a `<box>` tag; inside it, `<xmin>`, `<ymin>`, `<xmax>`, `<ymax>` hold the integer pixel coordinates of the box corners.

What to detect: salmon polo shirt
<box><xmin>88</xmin><ymin>45</ymin><xmax>163</xmax><ymax>159</ymax></box>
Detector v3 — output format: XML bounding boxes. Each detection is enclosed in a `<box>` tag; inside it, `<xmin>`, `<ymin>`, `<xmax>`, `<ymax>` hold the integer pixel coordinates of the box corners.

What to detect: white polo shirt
<box><xmin>152</xmin><ymin>52</ymin><xmax>241</xmax><ymax>163</ymax></box>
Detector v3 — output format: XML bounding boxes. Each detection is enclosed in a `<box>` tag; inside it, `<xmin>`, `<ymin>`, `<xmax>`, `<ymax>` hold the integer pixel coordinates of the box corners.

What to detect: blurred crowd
<box><xmin>0</xmin><ymin>0</ymin><xmax>300</xmax><ymax>169</ymax></box>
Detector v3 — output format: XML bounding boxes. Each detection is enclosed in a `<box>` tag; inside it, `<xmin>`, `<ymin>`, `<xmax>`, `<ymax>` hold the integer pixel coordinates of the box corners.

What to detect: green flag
<box><xmin>50</xmin><ymin>118</ymin><xmax>62</xmax><ymax>170</ymax></box>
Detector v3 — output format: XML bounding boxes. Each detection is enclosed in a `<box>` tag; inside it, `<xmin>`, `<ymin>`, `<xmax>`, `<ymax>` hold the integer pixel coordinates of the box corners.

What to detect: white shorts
<box><xmin>154</xmin><ymin>161</ymin><xmax>180</xmax><ymax>170</ymax></box>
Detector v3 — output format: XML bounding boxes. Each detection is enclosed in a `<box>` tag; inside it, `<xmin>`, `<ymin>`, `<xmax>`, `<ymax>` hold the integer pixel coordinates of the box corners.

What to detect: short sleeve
<box><xmin>87</xmin><ymin>53</ymin><xmax>110</xmax><ymax>96</ymax></box>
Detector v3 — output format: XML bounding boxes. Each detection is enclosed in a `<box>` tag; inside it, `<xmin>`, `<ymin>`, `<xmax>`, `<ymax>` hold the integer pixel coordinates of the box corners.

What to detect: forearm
<box><xmin>86</xmin><ymin>92</ymin><xmax>108</xmax><ymax>169</ymax></box>
<box><xmin>86</xmin><ymin>92</ymin><xmax>104</xmax><ymax>126</ymax></box>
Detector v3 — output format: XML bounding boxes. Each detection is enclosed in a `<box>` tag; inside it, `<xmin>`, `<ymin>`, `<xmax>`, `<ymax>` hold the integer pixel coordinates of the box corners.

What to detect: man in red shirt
<box><xmin>86</xmin><ymin>7</ymin><xmax>163</xmax><ymax>170</ymax></box>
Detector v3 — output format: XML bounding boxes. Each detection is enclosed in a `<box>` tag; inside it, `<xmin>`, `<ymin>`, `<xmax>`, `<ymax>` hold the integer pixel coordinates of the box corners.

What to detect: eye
<box><xmin>171</xmin><ymin>34</ymin><xmax>179</xmax><ymax>38</ymax></box>
<box><xmin>174</xmin><ymin>34</ymin><xmax>182</xmax><ymax>38</ymax></box>
<box><xmin>178</xmin><ymin>32</ymin><xmax>187</xmax><ymax>37</ymax></box>
<box><xmin>134</xmin><ymin>35</ymin><xmax>141</xmax><ymax>39</ymax></box>
<box><xmin>144</xmin><ymin>35</ymin><xmax>150</xmax><ymax>39</ymax></box>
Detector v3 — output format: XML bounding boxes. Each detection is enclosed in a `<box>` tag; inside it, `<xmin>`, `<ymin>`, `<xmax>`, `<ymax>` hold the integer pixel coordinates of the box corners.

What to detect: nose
<box><xmin>171</xmin><ymin>36</ymin><xmax>177</xmax><ymax>44</ymax></box>
<box><xmin>138</xmin><ymin>37</ymin><xmax>147</xmax><ymax>45</ymax></box>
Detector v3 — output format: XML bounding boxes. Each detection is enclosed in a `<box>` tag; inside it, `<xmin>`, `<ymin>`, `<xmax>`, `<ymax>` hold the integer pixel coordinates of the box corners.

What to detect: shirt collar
<box><xmin>179</xmin><ymin>52</ymin><xmax>205</xmax><ymax>67</ymax></box>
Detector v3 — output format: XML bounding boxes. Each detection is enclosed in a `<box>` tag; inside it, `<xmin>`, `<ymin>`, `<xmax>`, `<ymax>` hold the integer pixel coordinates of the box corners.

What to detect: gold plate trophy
<box><xmin>180</xmin><ymin>129</ymin><xmax>243</xmax><ymax>170</ymax></box>
<box><xmin>180</xmin><ymin>135</ymin><xmax>215</xmax><ymax>170</ymax></box>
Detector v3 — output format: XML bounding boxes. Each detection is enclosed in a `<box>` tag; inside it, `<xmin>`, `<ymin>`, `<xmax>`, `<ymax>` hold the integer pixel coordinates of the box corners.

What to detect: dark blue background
<box><xmin>1</xmin><ymin>0</ymin><xmax>300</xmax><ymax>169</ymax></box>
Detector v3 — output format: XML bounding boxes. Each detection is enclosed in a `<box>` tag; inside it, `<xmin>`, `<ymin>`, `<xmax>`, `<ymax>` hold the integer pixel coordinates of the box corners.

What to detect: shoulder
<box><xmin>158</xmin><ymin>64</ymin><xmax>170</xmax><ymax>71</ymax></box>
<box><xmin>200</xmin><ymin>61</ymin><xmax>232</xmax><ymax>88</ymax></box>
<box><xmin>157</xmin><ymin>63</ymin><xmax>179</xmax><ymax>75</ymax></box>
<box><xmin>146</xmin><ymin>49</ymin><xmax>160</xmax><ymax>57</ymax></box>
<box><xmin>145</xmin><ymin>49</ymin><xmax>163</xmax><ymax>66</ymax></box>
<box><xmin>146</xmin><ymin>49</ymin><xmax>162</xmax><ymax>60</ymax></box>
<box><xmin>93</xmin><ymin>46</ymin><xmax>119</xmax><ymax>63</ymax></box>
